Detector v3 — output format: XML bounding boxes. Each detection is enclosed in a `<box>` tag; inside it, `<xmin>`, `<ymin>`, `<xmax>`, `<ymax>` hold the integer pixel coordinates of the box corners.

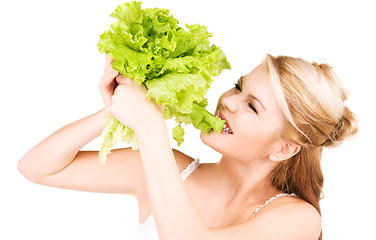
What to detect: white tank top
<box><xmin>136</xmin><ymin>159</ymin><xmax>298</xmax><ymax>240</ymax></box>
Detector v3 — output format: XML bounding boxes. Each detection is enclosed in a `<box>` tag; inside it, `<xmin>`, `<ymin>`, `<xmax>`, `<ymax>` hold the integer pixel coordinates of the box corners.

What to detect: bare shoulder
<box><xmin>252</xmin><ymin>196</ymin><xmax>322</xmax><ymax>239</ymax></box>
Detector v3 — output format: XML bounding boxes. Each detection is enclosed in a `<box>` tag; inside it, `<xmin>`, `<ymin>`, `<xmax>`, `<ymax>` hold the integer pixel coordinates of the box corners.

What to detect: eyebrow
<box><xmin>239</xmin><ymin>76</ymin><xmax>266</xmax><ymax>111</ymax></box>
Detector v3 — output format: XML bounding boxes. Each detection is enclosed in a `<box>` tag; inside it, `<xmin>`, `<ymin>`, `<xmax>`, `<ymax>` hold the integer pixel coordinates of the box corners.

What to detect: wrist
<box><xmin>134</xmin><ymin>115</ymin><xmax>167</xmax><ymax>143</ymax></box>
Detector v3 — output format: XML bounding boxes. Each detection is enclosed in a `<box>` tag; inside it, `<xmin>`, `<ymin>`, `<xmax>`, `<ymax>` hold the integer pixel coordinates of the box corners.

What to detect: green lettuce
<box><xmin>97</xmin><ymin>1</ymin><xmax>230</xmax><ymax>163</ymax></box>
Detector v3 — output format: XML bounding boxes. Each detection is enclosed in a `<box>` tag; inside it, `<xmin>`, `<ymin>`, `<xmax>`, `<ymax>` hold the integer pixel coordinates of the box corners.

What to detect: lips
<box><xmin>217</xmin><ymin>111</ymin><xmax>233</xmax><ymax>134</ymax></box>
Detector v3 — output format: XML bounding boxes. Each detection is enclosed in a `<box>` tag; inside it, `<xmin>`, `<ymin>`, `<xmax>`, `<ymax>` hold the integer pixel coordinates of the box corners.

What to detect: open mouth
<box><xmin>216</xmin><ymin>111</ymin><xmax>233</xmax><ymax>134</ymax></box>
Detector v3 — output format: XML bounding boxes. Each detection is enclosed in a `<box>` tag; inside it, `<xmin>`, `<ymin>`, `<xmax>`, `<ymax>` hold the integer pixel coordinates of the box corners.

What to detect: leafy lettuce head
<box><xmin>97</xmin><ymin>1</ymin><xmax>231</xmax><ymax>163</ymax></box>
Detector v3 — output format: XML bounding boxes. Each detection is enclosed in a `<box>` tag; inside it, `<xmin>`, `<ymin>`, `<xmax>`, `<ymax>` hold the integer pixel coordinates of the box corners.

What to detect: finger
<box><xmin>116</xmin><ymin>75</ymin><xmax>132</xmax><ymax>85</ymax></box>
<box><xmin>113</xmin><ymin>84</ymin><xmax>126</xmax><ymax>96</ymax></box>
<box><xmin>113</xmin><ymin>85</ymin><xmax>120</xmax><ymax>95</ymax></box>
<box><xmin>104</xmin><ymin>54</ymin><xmax>114</xmax><ymax>69</ymax></box>
<box><xmin>101</xmin><ymin>68</ymin><xmax>119</xmax><ymax>85</ymax></box>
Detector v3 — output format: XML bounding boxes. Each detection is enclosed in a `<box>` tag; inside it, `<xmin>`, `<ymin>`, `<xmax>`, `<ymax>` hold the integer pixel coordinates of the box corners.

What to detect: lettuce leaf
<box><xmin>97</xmin><ymin>1</ymin><xmax>230</xmax><ymax>163</ymax></box>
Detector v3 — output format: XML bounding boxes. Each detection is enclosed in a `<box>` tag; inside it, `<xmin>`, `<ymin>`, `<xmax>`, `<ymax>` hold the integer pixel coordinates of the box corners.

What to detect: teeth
<box><xmin>216</xmin><ymin>114</ymin><xmax>233</xmax><ymax>133</ymax></box>
<box><xmin>223</xmin><ymin>128</ymin><xmax>233</xmax><ymax>133</ymax></box>
<box><xmin>222</xmin><ymin>125</ymin><xmax>233</xmax><ymax>134</ymax></box>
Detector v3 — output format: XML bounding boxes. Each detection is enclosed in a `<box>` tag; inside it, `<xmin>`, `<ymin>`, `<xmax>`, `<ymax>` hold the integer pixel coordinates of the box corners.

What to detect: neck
<box><xmin>213</xmin><ymin>155</ymin><xmax>280</xmax><ymax>206</ymax></box>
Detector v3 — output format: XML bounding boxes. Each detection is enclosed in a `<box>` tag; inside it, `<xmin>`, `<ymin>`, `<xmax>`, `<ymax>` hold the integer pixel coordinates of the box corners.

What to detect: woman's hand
<box><xmin>98</xmin><ymin>55</ymin><xmax>119</xmax><ymax>110</ymax></box>
<box><xmin>106</xmin><ymin>75</ymin><xmax>164</xmax><ymax>135</ymax></box>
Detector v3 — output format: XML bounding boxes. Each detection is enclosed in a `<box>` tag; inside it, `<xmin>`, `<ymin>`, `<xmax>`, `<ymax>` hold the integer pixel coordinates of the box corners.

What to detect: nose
<box><xmin>219</xmin><ymin>90</ymin><xmax>238</xmax><ymax>113</ymax></box>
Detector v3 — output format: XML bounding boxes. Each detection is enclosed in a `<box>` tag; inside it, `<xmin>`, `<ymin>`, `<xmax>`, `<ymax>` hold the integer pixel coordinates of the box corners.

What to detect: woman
<box><xmin>18</xmin><ymin>54</ymin><xmax>358</xmax><ymax>240</ymax></box>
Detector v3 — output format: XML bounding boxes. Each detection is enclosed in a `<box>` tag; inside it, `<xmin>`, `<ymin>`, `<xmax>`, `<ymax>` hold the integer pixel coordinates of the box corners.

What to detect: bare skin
<box><xmin>18</xmin><ymin>55</ymin><xmax>321</xmax><ymax>240</ymax></box>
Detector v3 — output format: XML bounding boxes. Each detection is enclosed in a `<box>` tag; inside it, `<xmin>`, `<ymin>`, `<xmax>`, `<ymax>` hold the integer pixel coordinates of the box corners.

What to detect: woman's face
<box><xmin>200</xmin><ymin>63</ymin><xmax>286</xmax><ymax>162</ymax></box>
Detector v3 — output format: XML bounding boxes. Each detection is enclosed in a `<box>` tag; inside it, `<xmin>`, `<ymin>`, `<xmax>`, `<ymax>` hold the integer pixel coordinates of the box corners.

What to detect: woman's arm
<box><xmin>17</xmin><ymin>108</ymin><xmax>107</xmax><ymax>180</ymax></box>
<box><xmin>135</xmin><ymin>121</ymin><xmax>208</xmax><ymax>239</ymax></box>
<box><xmin>18</xmin><ymin>54</ymin><xmax>118</xmax><ymax>181</ymax></box>
<box><xmin>17</xmin><ymin>56</ymin><xmax>147</xmax><ymax>195</ymax></box>
<box><xmin>17</xmin><ymin>106</ymin><xmax>193</xmax><ymax>196</ymax></box>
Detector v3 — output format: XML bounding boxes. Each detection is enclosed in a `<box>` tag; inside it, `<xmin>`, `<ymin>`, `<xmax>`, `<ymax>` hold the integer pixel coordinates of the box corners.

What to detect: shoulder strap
<box><xmin>180</xmin><ymin>159</ymin><xmax>200</xmax><ymax>181</ymax></box>
<box><xmin>251</xmin><ymin>193</ymin><xmax>299</xmax><ymax>218</ymax></box>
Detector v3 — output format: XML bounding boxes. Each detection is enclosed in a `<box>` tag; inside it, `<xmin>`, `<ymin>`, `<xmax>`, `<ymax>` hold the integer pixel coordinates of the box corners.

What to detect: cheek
<box><xmin>241</xmin><ymin>118</ymin><xmax>281</xmax><ymax>145</ymax></box>
<box><xmin>199</xmin><ymin>117</ymin><xmax>282</xmax><ymax>160</ymax></box>
<box><xmin>235</xmin><ymin>128</ymin><xmax>271</xmax><ymax>157</ymax></box>
<box><xmin>231</xmin><ymin>121</ymin><xmax>282</xmax><ymax>158</ymax></box>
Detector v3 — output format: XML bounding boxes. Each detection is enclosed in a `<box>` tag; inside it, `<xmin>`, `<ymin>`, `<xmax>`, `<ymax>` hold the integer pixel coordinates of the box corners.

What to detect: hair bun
<box><xmin>322</xmin><ymin>107</ymin><xmax>359</xmax><ymax>148</ymax></box>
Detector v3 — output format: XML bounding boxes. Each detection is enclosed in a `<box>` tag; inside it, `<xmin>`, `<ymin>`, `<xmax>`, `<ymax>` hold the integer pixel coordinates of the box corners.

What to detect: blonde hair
<box><xmin>264</xmin><ymin>54</ymin><xmax>358</xmax><ymax>240</ymax></box>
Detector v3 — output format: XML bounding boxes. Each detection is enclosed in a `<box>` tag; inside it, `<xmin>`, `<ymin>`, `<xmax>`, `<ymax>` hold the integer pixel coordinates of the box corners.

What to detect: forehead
<box><xmin>243</xmin><ymin>64</ymin><xmax>269</xmax><ymax>84</ymax></box>
<box><xmin>242</xmin><ymin>64</ymin><xmax>281</xmax><ymax>113</ymax></box>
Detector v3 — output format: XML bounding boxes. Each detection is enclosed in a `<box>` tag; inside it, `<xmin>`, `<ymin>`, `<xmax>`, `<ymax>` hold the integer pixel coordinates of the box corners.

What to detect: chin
<box><xmin>200</xmin><ymin>131</ymin><xmax>260</xmax><ymax>162</ymax></box>
<box><xmin>200</xmin><ymin>130</ymin><xmax>230</xmax><ymax>155</ymax></box>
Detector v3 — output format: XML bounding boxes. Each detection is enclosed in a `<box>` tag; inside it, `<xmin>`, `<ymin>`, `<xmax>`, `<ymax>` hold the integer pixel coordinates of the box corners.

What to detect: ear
<box><xmin>269</xmin><ymin>141</ymin><xmax>301</xmax><ymax>162</ymax></box>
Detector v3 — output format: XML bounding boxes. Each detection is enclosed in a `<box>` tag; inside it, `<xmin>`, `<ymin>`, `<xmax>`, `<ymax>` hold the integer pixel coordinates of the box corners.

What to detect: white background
<box><xmin>1</xmin><ymin>0</ymin><xmax>375</xmax><ymax>239</ymax></box>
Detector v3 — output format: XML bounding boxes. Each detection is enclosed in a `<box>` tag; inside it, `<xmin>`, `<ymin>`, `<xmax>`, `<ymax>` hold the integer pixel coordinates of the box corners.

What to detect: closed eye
<box><xmin>234</xmin><ymin>83</ymin><xmax>241</xmax><ymax>92</ymax></box>
<box><xmin>233</xmin><ymin>82</ymin><xmax>258</xmax><ymax>114</ymax></box>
